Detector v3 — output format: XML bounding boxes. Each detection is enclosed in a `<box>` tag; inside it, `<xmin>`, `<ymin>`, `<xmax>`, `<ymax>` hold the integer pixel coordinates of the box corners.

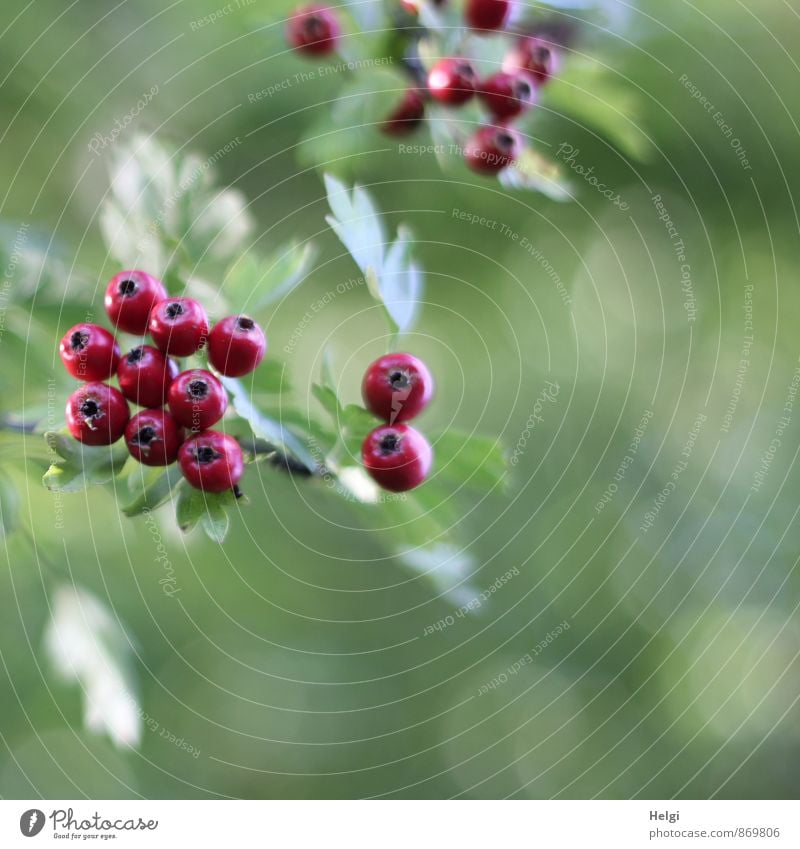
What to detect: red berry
<box><xmin>178</xmin><ymin>431</ymin><xmax>244</xmax><ymax>492</ymax></box>
<box><xmin>66</xmin><ymin>382</ymin><xmax>130</xmax><ymax>446</ymax></box>
<box><xmin>148</xmin><ymin>298</ymin><xmax>209</xmax><ymax>357</ymax></box>
<box><xmin>104</xmin><ymin>271</ymin><xmax>166</xmax><ymax>335</ymax></box>
<box><xmin>286</xmin><ymin>4</ymin><xmax>341</xmax><ymax>55</ymax></box>
<box><xmin>427</xmin><ymin>58</ymin><xmax>478</xmax><ymax>106</ymax></box>
<box><xmin>479</xmin><ymin>71</ymin><xmax>537</xmax><ymax>120</ymax></box>
<box><xmin>117</xmin><ymin>345</ymin><xmax>179</xmax><ymax>409</ymax></box>
<box><xmin>124</xmin><ymin>410</ymin><xmax>184</xmax><ymax>467</ymax></box>
<box><xmin>362</xmin><ymin>424</ymin><xmax>432</xmax><ymax>492</ymax></box>
<box><xmin>208</xmin><ymin>315</ymin><xmax>267</xmax><ymax>377</ymax></box>
<box><xmin>59</xmin><ymin>323</ymin><xmax>120</xmax><ymax>382</ymax></box>
<box><xmin>380</xmin><ymin>88</ymin><xmax>426</xmax><ymax>136</ymax></box>
<box><xmin>464</xmin><ymin>125</ymin><xmax>521</xmax><ymax>174</ymax></box>
<box><xmin>503</xmin><ymin>36</ymin><xmax>559</xmax><ymax>85</ymax></box>
<box><xmin>465</xmin><ymin>0</ymin><xmax>511</xmax><ymax>31</ymax></box>
<box><xmin>362</xmin><ymin>353</ymin><xmax>434</xmax><ymax>424</ymax></box>
<box><xmin>167</xmin><ymin>369</ymin><xmax>228</xmax><ymax>431</ymax></box>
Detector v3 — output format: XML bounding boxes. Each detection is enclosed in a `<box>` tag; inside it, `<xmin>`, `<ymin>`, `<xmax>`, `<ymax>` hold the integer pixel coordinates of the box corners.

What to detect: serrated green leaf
<box><xmin>175</xmin><ymin>486</ymin><xmax>205</xmax><ymax>532</ymax></box>
<box><xmin>221</xmin><ymin>376</ymin><xmax>318</xmax><ymax>472</ymax></box>
<box><xmin>201</xmin><ymin>494</ymin><xmax>232</xmax><ymax>544</ymax></box>
<box><xmin>122</xmin><ymin>465</ymin><xmax>185</xmax><ymax>517</ymax></box>
<box><xmin>324</xmin><ymin>173</ymin><xmax>385</xmax><ymax>276</ymax></box>
<box><xmin>42</xmin><ymin>432</ymin><xmax>129</xmax><ymax>493</ymax></box>
<box><xmin>432</xmin><ymin>430</ymin><xmax>509</xmax><ymax>490</ymax></box>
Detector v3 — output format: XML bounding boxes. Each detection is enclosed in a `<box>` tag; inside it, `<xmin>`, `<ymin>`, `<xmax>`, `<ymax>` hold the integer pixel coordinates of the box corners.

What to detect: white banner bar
<box><xmin>2</xmin><ymin>800</ymin><xmax>798</xmax><ymax>847</ymax></box>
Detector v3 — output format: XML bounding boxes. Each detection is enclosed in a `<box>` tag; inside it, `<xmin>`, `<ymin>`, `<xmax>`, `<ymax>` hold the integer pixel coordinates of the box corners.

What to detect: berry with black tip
<box><xmin>148</xmin><ymin>297</ymin><xmax>209</xmax><ymax>357</ymax></box>
<box><xmin>465</xmin><ymin>0</ymin><xmax>512</xmax><ymax>32</ymax></box>
<box><xmin>362</xmin><ymin>353</ymin><xmax>434</xmax><ymax>424</ymax></box>
<box><xmin>66</xmin><ymin>382</ymin><xmax>130</xmax><ymax>446</ymax></box>
<box><xmin>479</xmin><ymin>71</ymin><xmax>537</xmax><ymax>120</ymax></box>
<box><xmin>168</xmin><ymin>368</ymin><xmax>228</xmax><ymax>431</ymax></box>
<box><xmin>59</xmin><ymin>323</ymin><xmax>120</xmax><ymax>382</ymax></box>
<box><xmin>104</xmin><ymin>270</ymin><xmax>166</xmax><ymax>335</ymax></box>
<box><xmin>380</xmin><ymin>88</ymin><xmax>426</xmax><ymax>136</ymax></box>
<box><xmin>125</xmin><ymin>410</ymin><xmax>185</xmax><ymax>466</ymax></box>
<box><xmin>464</xmin><ymin>125</ymin><xmax>521</xmax><ymax>174</ymax></box>
<box><xmin>208</xmin><ymin>315</ymin><xmax>267</xmax><ymax>377</ymax></box>
<box><xmin>503</xmin><ymin>36</ymin><xmax>559</xmax><ymax>85</ymax></box>
<box><xmin>362</xmin><ymin>424</ymin><xmax>432</xmax><ymax>492</ymax></box>
<box><xmin>427</xmin><ymin>58</ymin><xmax>478</xmax><ymax>106</ymax></box>
<box><xmin>287</xmin><ymin>4</ymin><xmax>341</xmax><ymax>55</ymax></box>
<box><xmin>178</xmin><ymin>430</ymin><xmax>244</xmax><ymax>492</ymax></box>
<box><xmin>117</xmin><ymin>345</ymin><xmax>179</xmax><ymax>409</ymax></box>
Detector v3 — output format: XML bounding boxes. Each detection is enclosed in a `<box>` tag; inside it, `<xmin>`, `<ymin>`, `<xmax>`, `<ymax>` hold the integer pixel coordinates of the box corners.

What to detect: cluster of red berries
<box><xmin>286</xmin><ymin>1</ymin><xmax>559</xmax><ymax>175</ymax></box>
<box><xmin>360</xmin><ymin>353</ymin><xmax>434</xmax><ymax>492</ymax></box>
<box><xmin>59</xmin><ymin>271</ymin><xmax>267</xmax><ymax>493</ymax></box>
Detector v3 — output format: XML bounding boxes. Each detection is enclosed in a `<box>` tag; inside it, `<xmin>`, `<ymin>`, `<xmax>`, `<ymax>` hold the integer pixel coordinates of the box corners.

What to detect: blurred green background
<box><xmin>1</xmin><ymin>0</ymin><xmax>799</xmax><ymax>799</ymax></box>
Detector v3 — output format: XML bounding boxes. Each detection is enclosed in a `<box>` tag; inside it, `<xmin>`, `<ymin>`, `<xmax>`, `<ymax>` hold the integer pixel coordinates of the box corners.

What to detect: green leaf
<box><xmin>498</xmin><ymin>148</ymin><xmax>573</xmax><ymax>200</ymax></box>
<box><xmin>42</xmin><ymin>432</ymin><xmax>129</xmax><ymax>493</ymax></box>
<box><xmin>324</xmin><ymin>176</ymin><xmax>425</xmax><ymax>336</ymax></box>
<box><xmin>223</xmin><ymin>242</ymin><xmax>318</xmax><ymax>316</ymax></box>
<box><xmin>312</xmin><ymin>383</ymin><xmax>342</xmax><ymax>420</ymax></box>
<box><xmin>176</xmin><ymin>486</ymin><xmax>206</xmax><ymax>533</ymax></box>
<box><xmin>324</xmin><ymin>173</ymin><xmax>386</xmax><ymax>278</ymax></box>
<box><xmin>432</xmin><ymin>430</ymin><xmax>509</xmax><ymax>490</ymax></box>
<box><xmin>122</xmin><ymin>465</ymin><xmax>185</xmax><ymax>517</ymax></box>
<box><xmin>221</xmin><ymin>376</ymin><xmax>318</xmax><ymax>472</ymax></box>
<box><xmin>201</xmin><ymin>493</ymin><xmax>234</xmax><ymax>544</ymax></box>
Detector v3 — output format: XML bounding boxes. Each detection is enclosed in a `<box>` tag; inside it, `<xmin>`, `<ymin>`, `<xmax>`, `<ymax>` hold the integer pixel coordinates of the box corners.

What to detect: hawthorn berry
<box><xmin>503</xmin><ymin>36</ymin><xmax>559</xmax><ymax>86</ymax></box>
<box><xmin>208</xmin><ymin>315</ymin><xmax>267</xmax><ymax>377</ymax></box>
<box><xmin>464</xmin><ymin>125</ymin><xmax>521</xmax><ymax>174</ymax></box>
<box><xmin>117</xmin><ymin>345</ymin><xmax>179</xmax><ymax>409</ymax></box>
<box><xmin>362</xmin><ymin>424</ymin><xmax>432</xmax><ymax>492</ymax></box>
<box><xmin>124</xmin><ymin>410</ymin><xmax>184</xmax><ymax>467</ymax></box>
<box><xmin>66</xmin><ymin>382</ymin><xmax>130</xmax><ymax>446</ymax></box>
<box><xmin>465</xmin><ymin>0</ymin><xmax>512</xmax><ymax>32</ymax></box>
<box><xmin>362</xmin><ymin>353</ymin><xmax>434</xmax><ymax>424</ymax></box>
<box><xmin>148</xmin><ymin>297</ymin><xmax>209</xmax><ymax>357</ymax></box>
<box><xmin>427</xmin><ymin>58</ymin><xmax>478</xmax><ymax>106</ymax></box>
<box><xmin>286</xmin><ymin>4</ymin><xmax>341</xmax><ymax>56</ymax></box>
<box><xmin>179</xmin><ymin>431</ymin><xmax>244</xmax><ymax>493</ymax></box>
<box><xmin>59</xmin><ymin>323</ymin><xmax>120</xmax><ymax>382</ymax></box>
<box><xmin>104</xmin><ymin>271</ymin><xmax>166</xmax><ymax>335</ymax></box>
<box><xmin>168</xmin><ymin>368</ymin><xmax>228</xmax><ymax>431</ymax></box>
<box><xmin>480</xmin><ymin>71</ymin><xmax>537</xmax><ymax>120</ymax></box>
<box><xmin>380</xmin><ymin>88</ymin><xmax>426</xmax><ymax>136</ymax></box>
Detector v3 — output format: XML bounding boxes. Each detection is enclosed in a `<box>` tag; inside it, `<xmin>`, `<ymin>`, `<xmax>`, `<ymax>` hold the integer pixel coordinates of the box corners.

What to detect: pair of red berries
<box><xmin>60</xmin><ymin>270</ymin><xmax>266</xmax><ymax>493</ymax></box>
<box><xmin>360</xmin><ymin>353</ymin><xmax>434</xmax><ymax>493</ymax></box>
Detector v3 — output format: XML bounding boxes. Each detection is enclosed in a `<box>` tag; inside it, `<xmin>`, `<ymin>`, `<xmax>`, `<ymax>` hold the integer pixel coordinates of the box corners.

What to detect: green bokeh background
<box><xmin>1</xmin><ymin>0</ymin><xmax>799</xmax><ymax>799</ymax></box>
